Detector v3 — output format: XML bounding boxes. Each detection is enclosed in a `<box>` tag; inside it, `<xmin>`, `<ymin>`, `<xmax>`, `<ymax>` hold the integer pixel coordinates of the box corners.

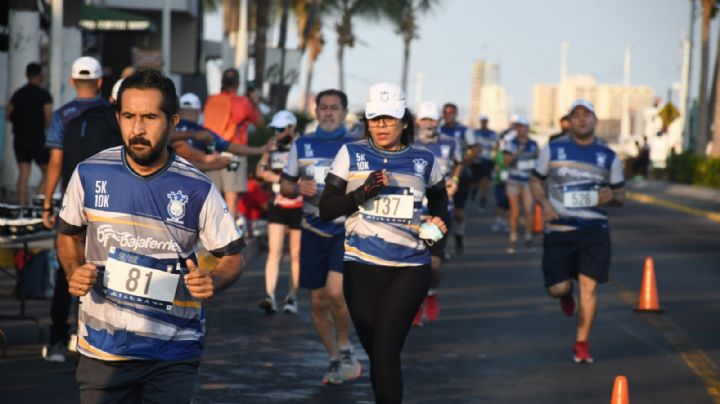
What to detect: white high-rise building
<box><xmin>469</xmin><ymin>60</ymin><xmax>509</xmax><ymax>130</ymax></box>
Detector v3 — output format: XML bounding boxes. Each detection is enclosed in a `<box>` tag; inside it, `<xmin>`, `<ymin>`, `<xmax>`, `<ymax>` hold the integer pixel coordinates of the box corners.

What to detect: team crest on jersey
<box><xmin>166</xmin><ymin>190</ymin><xmax>189</xmax><ymax>224</ymax></box>
<box><xmin>558</xmin><ymin>147</ymin><xmax>567</xmax><ymax>161</ymax></box>
<box><xmin>596</xmin><ymin>152</ymin><xmax>607</xmax><ymax>167</ymax></box>
<box><xmin>440</xmin><ymin>145</ymin><xmax>451</xmax><ymax>159</ymax></box>
<box><xmin>304</xmin><ymin>143</ymin><xmax>314</xmax><ymax>158</ymax></box>
<box><xmin>413</xmin><ymin>158</ymin><xmax>428</xmax><ymax>176</ymax></box>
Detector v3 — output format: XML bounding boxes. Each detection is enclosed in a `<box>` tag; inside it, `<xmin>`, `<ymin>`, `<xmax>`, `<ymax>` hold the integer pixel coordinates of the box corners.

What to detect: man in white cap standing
<box><xmin>41</xmin><ymin>56</ymin><xmax>123</xmax><ymax>362</ymax></box>
<box><xmin>530</xmin><ymin>99</ymin><xmax>625</xmax><ymax>364</ymax></box>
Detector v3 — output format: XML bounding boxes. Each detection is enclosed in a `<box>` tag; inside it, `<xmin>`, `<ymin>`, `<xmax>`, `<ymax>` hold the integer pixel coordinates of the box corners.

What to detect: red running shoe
<box><xmin>560</xmin><ymin>293</ymin><xmax>576</xmax><ymax>317</ymax></box>
<box><xmin>424</xmin><ymin>294</ymin><xmax>439</xmax><ymax>322</ymax></box>
<box><xmin>412</xmin><ymin>307</ymin><xmax>424</xmax><ymax>327</ymax></box>
<box><xmin>573</xmin><ymin>341</ymin><xmax>594</xmax><ymax>364</ymax></box>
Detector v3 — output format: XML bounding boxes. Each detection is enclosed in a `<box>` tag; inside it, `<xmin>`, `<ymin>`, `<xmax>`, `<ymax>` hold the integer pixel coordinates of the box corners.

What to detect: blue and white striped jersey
<box><xmin>534</xmin><ymin>136</ymin><xmax>625</xmax><ymax>232</ymax></box>
<box><xmin>503</xmin><ymin>136</ymin><xmax>539</xmax><ymax>184</ymax></box>
<box><xmin>473</xmin><ymin>128</ymin><xmax>498</xmax><ymax>163</ymax></box>
<box><xmin>58</xmin><ymin>146</ymin><xmax>244</xmax><ymax>361</ymax></box>
<box><xmin>283</xmin><ymin>129</ymin><xmax>356</xmax><ymax>237</ymax></box>
<box><xmin>329</xmin><ymin>140</ymin><xmax>445</xmax><ymax>267</ymax></box>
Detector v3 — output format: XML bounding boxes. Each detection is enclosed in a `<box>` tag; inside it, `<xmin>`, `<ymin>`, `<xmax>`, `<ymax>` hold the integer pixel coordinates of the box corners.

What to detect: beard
<box><xmin>571</xmin><ymin>127</ymin><xmax>595</xmax><ymax>140</ymax></box>
<box><xmin>125</xmin><ymin>131</ymin><xmax>168</xmax><ymax>167</ymax></box>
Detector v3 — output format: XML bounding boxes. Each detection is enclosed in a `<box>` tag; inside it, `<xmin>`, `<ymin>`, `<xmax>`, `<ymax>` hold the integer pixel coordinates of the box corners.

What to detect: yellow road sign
<box><xmin>658</xmin><ymin>102</ymin><xmax>680</xmax><ymax>128</ymax></box>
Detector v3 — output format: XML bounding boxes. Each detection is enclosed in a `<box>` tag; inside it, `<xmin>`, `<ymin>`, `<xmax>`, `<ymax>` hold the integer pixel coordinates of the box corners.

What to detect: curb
<box><xmin>626</xmin><ymin>192</ymin><xmax>720</xmax><ymax>223</ymax></box>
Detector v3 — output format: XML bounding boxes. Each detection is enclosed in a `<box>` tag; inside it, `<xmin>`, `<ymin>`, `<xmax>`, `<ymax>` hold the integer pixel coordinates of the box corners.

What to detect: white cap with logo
<box><xmin>179</xmin><ymin>93</ymin><xmax>202</xmax><ymax>110</ymax></box>
<box><xmin>71</xmin><ymin>56</ymin><xmax>102</xmax><ymax>80</ymax></box>
<box><xmin>270</xmin><ymin>110</ymin><xmax>298</xmax><ymax>129</ymax></box>
<box><xmin>365</xmin><ymin>82</ymin><xmax>407</xmax><ymax>119</ymax></box>
<box><xmin>416</xmin><ymin>101</ymin><xmax>439</xmax><ymax>120</ymax></box>
<box><xmin>568</xmin><ymin>99</ymin><xmax>596</xmax><ymax>115</ymax></box>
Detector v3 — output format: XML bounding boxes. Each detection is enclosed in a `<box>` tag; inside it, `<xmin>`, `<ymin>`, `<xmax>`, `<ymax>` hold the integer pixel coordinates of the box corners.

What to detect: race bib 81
<box><xmin>103</xmin><ymin>247</ymin><xmax>180</xmax><ymax>311</ymax></box>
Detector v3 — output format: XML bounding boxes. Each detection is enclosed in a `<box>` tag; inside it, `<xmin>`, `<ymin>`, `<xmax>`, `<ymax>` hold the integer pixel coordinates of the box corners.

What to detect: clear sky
<box><xmin>209</xmin><ymin>0</ymin><xmax>698</xmax><ymax>122</ymax></box>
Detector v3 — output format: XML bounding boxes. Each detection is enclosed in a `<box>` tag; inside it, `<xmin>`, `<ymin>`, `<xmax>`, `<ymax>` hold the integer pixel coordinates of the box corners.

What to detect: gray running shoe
<box><xmin>339</xmin><ymin>346</ymin><xmax>362</xmax><ymax>381</ymax></box>
<box><xmin>322</xmin><ymin>360</ymin><xmax>343</xmax><ymax>385</ymax></box>
<box><xmin>283</xmin><ymin>295</ymin><xmax>298</xmax><ymax>314</ymax></box>
<box><xmin>42</xmin><ymin>342</ymin><xmax>67</xmax><ymax>363</ymax></box>
<box><xmin>259</xmin><ymin>295</ymin><xmax>277</xmax><ymax>314</ymax></box>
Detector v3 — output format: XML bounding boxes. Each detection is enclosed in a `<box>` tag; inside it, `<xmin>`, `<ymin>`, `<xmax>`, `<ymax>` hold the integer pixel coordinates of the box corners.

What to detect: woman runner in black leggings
<box><xmin>319</xmin><ymin>82</ymin><xmax>449</xmax><ymax>403</ymax></box>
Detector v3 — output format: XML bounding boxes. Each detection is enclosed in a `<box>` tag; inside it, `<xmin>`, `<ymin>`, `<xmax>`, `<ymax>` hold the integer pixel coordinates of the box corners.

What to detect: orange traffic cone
<box><xmin>611</xmin><ymin>375</ymin><xmax>630</xmax><ymax>404</ymax></box>
<box><xmin>635</xmin><ymin>257</ymin><xmax>663</xmax><ymax>312</ymax></box>
<box><xmin>532</xmin><ymin>203</ymin><xmax>544</xmax><ymax>234</ymax></box>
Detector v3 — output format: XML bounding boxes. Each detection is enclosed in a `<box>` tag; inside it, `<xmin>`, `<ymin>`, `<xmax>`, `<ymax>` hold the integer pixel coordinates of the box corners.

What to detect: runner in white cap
<box><xmin>411</xmin><ymin>101</ymin><xmax>463</xmax><ymax>326</ymax></box>
<box><xmin>256</xmin><ymin>110</ymin><xmax>302</xmax><ymax>314</ymax></box>
<box><xmin>530</xmin><ymin>99</ymin><xmax>625</xmax><ymax>363</ymax></box>
<box><xmin>319</xmin><ymin>83</ymin><xmax>449</xmax><ymax>403</ymax></box>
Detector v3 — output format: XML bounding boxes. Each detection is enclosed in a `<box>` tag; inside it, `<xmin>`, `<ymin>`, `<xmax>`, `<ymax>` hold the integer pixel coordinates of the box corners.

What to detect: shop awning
<box><xmin>79</xmin><ymin>5</ymin><xmax>154</xmax><ymax>32</ymax></box>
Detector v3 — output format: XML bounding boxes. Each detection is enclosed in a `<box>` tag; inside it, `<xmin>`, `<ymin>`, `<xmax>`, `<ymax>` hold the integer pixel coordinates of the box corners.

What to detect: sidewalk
<box><xmin>625</xmin><ymin>178</ymin><xmax>720</xmax><ymax>218</ymax></box>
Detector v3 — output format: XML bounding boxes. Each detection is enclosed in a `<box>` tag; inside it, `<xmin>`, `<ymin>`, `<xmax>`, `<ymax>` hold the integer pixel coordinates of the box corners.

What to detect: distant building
<box><xmin>469</xmin><ymin>60</ymin><xmax>509</xmax><ymax>130</ymax></box>
<box><xmin>532</xmin><ymin>74</ymin><xmax>654</xmax><ymax>142</ymax></box>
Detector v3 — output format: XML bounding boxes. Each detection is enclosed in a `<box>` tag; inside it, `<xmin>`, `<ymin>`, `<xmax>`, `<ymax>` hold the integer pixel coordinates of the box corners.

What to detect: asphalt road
<box><xmin>1</xmin><ymin>195</ymin><xmax>719</xmax><ymax>404</ymax></box>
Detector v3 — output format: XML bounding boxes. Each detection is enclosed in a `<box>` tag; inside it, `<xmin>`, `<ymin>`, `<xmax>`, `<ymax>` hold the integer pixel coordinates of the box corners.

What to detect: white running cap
<box><xmin>180</xmin><ymin>93</ymin><xmax>202</xmax><ymax>110</ymax></box>
<box><xmin>365</xmin><ymin>82</ymin><xmax>406</xmax><ymax>119</ymax></box>
<box><xmin>416</xmin><ymin>101</ymin><xmax>439</xmax><ymax>120</ymax></box>
<box><xmin>513</xmin><ymin>116</ymin><xmax>529</xmax><ymax>126</ymax></box>
<box><xmin>110</xmin><ymin>79</ymin><xmax>124</xmax><ymax>102</ymax></box>
<box><xmin>479</xmin><ymin>114</ymin><xmax>489</xmax><ymax>121</ymax></box>
<box><xmin>71</xmin><ymin>56</ymin><xmax>102</xmax><ymax>79</ymax></box>
<box><xmin>269</xmin><ymin>110</ymin><xmax>298</xmax><ymax>128</ymax></box>
<box><xmin>568</xmin><ymin>99</ymin><xmax>596</xmax><ymax>115</ymax></box>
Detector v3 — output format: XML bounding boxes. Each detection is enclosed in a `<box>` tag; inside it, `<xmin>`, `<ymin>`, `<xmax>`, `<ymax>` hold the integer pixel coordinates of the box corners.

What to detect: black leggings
<box><xmin>343</xmin><ymin>261</ymin><xmax>431</xmax><ymax>404</ymax></box>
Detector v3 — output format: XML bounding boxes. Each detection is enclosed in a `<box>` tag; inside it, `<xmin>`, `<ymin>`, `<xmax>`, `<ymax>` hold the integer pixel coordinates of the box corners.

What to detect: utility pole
<box><xmin>235</xmin><ymin>0</ymin><xmax>249</xmax><ymax>92</ymax></box>
<box><xmin>162</xmin><ymin>0</ymin><xmax>171</xmax><ymax>75</ymax></box>
<box><xmin>50</xmin><ymin>0</ymin><xmax>63</xmax><ymax>104</ymax></box>
<box><xmin>684</xmin><ymin>0</ymin><xmax>696</xmax><ymax>150</ymax></box>
<box><xmin>620</xmin><ymin>45</ymin><xmax>632</xmax><ymax>140</ymax></box>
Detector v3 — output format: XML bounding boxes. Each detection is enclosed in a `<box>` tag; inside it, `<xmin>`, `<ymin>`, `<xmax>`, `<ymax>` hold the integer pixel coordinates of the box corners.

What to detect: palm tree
<box><xmin>292</xmin><ymin>0</ymin><xmax>325</xmax><ymax>112</ymax></box>
<box><xmin>697</xmin><ymin>0</ymin><xmax>714</xmax><ymax>155</ymax></box>
<box><xmin>324</xmin><ymin>0</ymin><xmax>382</xmax><ymax>91</ymax></box>
<box><xmin>383</xmin><ymin>0</ymin><xmax>438</xmax><ymax>93</ymax></box>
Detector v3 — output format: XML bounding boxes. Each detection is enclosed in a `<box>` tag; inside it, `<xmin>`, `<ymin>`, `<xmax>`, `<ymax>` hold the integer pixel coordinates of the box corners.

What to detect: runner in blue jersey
<box><xmin>530</xmin><ymin>99</ymin><xmax>626</xmax><ymax>364</ymax></box>
<box><xmin>319</xmin><ymin>82</ymin><xmax>449</xmax><ymax>404</ymax></box>
<box><xmin>502</xmin><ymin>116</ymin><xmax>539</xmax><ymax>253</ymax></box>
<box><xmin>55</xmin><ymin>70</ymin><xmax>245</xmax><ymax>403</ymax></box>
<box><xmin>440</xmin><ymin>103</ymin><xmax>478</xmax><ymax>254</ymax></box>
<box><xmin>470</xmin><ymin>115</ymin><xmax>499</xmax><ymax>211</ymax></box>
<box><xmin>279</xmin><ymin>89</ymin><xmax>362</xmax><ymax>384</ymax></box>
<box><xmin>411</xmin><ymin>101</ymin><xmax>463</xmax><ymax>327</ymax></box>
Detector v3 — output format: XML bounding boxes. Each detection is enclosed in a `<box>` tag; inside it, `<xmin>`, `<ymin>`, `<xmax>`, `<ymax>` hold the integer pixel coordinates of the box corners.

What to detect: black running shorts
<box><xmin>541</xmin><ymin>225</ymin><xmax>611</xmax><ymax>287</ymax></box>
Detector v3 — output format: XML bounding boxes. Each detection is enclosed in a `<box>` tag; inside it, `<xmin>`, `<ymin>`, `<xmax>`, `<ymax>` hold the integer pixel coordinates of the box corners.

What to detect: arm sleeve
<box><xmin>282</xmin><ymin>141</ymin><xmax>300</xmax><ymax>179</ymax></box>
<box><xmin>328</xmin><ymin>145</ymin><xmax>350</xmax><ymax>181</ymax></box>
<box><xmin>532</xmin><ymin>145</ymin><xmax>551</xmax><ymax>180</ymax></box>
<box><xmin>609</xmin><ymin>154</ymin><xmax>625</xmax><ymax>189</ymax></box>
<box><xmin>45</xmin><ymin>110</ymin><xmax>64</xmax><ymax>149</ymax></box>
<box><xmin>199</xmin><ymin>184</ymin><xmax>246</xmax><ymax>258</ymax></box>
<box><xmin>426</xmin><ymin>181</ymin><xmax>450</xmax><ymax>226</ymax></box>
<box><xmin>57</xmin><ymin>168</ymin><xmax>87</xmax><ymax>235</ymax></box>
<box><xmin>319</xmin><ymin>177</ymin><xmax>358</xmax><ymax>222</ymax></box>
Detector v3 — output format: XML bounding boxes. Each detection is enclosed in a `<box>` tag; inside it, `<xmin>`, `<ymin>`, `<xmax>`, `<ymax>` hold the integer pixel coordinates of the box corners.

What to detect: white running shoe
<box><xmin>339</xmin><ymin>346</ymin><xmax>362</xmax><ymax>381</ymax></box>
